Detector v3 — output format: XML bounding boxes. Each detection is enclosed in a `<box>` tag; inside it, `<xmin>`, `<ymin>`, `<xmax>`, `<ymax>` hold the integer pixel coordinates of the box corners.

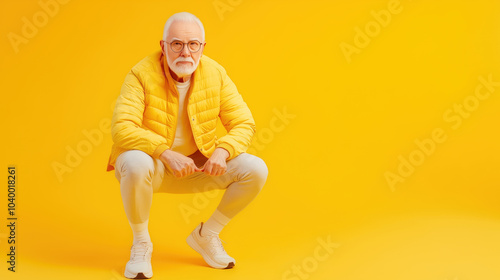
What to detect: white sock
<box><xmin>202</xmin><ymin>210</ymin><xmax>231</xmax><ymax>236</ymax></box>
<box><xmin>130</xmin><ymin>219</ymin><xmax>151</xmax><ymax>245</ymax></box>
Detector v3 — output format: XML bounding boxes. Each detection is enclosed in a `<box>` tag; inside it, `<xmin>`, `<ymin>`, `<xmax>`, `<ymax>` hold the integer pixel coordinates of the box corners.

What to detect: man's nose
<box><xmin>180</xmin><ymin>44</ymin><xmax>191</xmax><ymax>57</ymax></box>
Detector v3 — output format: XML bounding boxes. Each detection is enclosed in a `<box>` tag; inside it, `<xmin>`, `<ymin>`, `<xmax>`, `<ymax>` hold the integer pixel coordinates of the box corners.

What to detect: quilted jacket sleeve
<box><xmin>111</xmin><ymin>71</ymin><xmax>169</xmax><ymax>158</ymax></box>
<box><xmin>216</xmin><ymin>68</ymin><xmax>256</xmax><ymax>160</ymax></box>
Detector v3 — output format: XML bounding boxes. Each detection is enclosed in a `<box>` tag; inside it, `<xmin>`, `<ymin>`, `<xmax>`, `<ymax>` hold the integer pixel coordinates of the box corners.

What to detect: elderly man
<box><xmin>106</xmin><ymin>12</ymin><xmax>268</xmax><ymax>279</ymax></box>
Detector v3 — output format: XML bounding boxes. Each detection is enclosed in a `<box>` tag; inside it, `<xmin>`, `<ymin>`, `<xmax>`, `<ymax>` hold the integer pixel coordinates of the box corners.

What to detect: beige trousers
<box><xmin>114</xmin><ymin>149</ymin><xmax>268</xmax><ymax>225</ymax></box>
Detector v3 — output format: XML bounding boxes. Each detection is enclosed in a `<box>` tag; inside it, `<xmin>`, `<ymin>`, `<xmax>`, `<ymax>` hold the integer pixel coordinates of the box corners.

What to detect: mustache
<box><xmin>174</xmin><ymin>57</ymin><xmax>195</xmax><ymax>64</ymax></box>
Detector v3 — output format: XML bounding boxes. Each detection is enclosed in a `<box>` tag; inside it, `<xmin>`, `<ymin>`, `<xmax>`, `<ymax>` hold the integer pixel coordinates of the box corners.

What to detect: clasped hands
<box><xmin>159</xmin><ymin>148</ymin><xmax>229</xmax><ymax>178</ymax></box>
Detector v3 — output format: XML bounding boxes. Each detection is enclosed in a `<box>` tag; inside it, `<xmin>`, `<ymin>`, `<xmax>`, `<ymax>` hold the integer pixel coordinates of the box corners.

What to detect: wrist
<box><xmin>160</xmin><ymin>149</ymin><xmax>173</xmax><ymax>158</ymax></box>
<box><xmin>154</xmin><ymin>143</ymin><xmax>170</xmax><ymax>158</ymax></box>
<box><xmin>215</xmin><ymin>147</ymin><xmax>230</xmax><ymax>160</ymax></box>
<box><xmin>215</xmin><ymin>143</ymin><xmax>234</xmax><ymax>160</ymax></box>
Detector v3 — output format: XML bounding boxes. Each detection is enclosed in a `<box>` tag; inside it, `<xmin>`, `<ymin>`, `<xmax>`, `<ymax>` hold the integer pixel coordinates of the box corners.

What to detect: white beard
<box><xmin>167</xmin><ymin>54</ymin><xmax>199</xmax><ymax>77</ymax></box>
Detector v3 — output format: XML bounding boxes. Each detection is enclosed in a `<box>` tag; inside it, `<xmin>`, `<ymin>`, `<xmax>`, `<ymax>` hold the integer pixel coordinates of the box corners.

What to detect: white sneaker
<box><xmin>124</xmin><ymin>241</ymin><xmax>153</xmax><ymax>279</ymax></box>
<box><xmin>186</xmin><ymin>222</ymin><xmax>236</xmax><ymax>269</ymax></box>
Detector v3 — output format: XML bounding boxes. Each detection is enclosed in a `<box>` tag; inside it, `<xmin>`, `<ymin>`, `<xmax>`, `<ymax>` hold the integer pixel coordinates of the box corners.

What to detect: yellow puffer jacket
<box><xmin>106</xmin><ymin>51</ymin><xmax>255</xmax><ymax>171</ymax></box>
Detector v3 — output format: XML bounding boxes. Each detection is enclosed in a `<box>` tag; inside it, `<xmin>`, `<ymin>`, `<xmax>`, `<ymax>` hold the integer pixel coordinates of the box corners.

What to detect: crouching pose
<box><xmin>106</xmin><ymin>11</ymin><xmax>268</xmax><ymax>279</ymax></box>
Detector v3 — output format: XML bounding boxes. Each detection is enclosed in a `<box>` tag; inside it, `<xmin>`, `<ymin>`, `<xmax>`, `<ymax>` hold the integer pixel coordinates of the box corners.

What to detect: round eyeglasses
<box><xmin>164</xmin><ymin>40</ymin><xmax>203</xmax><ymax>53</ymax></box>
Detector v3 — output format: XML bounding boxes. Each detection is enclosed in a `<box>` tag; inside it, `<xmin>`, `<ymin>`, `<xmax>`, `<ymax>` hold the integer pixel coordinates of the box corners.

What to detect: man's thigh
<box><xmin>155</xmin><ymin>152</ymin><xmax>257</xmax><ymax>194</ymax></box>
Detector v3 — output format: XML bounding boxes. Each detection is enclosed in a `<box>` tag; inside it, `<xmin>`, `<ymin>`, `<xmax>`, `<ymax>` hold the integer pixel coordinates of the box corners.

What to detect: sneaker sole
<box><xmin>186</xmin><ymin>234</ymin><xmax>235</xmax><ymax>269</ymax></box>
<box><xmin>124</xmin><ymin>270</ymin><xmax>153</xmax><ymax>279</ymax></box>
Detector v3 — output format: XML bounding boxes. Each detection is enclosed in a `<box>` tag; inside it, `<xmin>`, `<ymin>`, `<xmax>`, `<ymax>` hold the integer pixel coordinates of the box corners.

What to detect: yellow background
<box><xmin>1</xmin><ymin>0</ymin><xmax>500</xmax><ymax>279</ymax></box>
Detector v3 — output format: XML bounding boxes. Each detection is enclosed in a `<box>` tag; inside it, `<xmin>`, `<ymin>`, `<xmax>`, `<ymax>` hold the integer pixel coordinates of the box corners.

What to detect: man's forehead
<box><xmin>167</xmin><ymin>21</ymin><xmax>202</xmax><ymax>40</ymax></box>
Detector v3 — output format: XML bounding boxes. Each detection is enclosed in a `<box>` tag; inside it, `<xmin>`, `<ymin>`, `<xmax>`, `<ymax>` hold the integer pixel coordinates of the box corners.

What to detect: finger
<box><xmin>214</xmin><ymin>167</ymin><xmax>223</xmax><ymax>176</ymax></box>
<box><xmin>211</xmin><ymin>166</ymin><xmax>219</xmax><ymax>176</ymax></box>
<box><xmin>217</xmin><ymin>166</ymin><xmax>224</xmax><ymax>176</ymax></box>
<box><xmin>214</xmin><ymin>164</ymin><xmax>225</xmax><ymax>176</ymax></box>
<box><xmin>189</xmin><ymin>165</ymin><xmax>199</xmax><ymax>175</ymax></box>
<box><xmin>187</xmin><ymin>163</ymin><xmax>197</xmax><ymax>176</ymax></box>
<box><xmin>204</xmin><ymin>164</ymin><xmax>213</xmax><ymax>175</ymax></box>
<box><xmin>209</xmin><ymin>168</ymin><xmax>217</xmax><ymax>176</ymax></box>
<box><xmin>219</xmin><ymin>167</ymin><xmax>227</xmax><ymax>176</ymax></box>
<box><xmin>180</xmin><ymin>167</ymin><xmax>188</xmax><ymax>177</ymax></box>
<box><xmin>191</xmin><ymin>163</ymin><xmax>202</xmax><ymax>172</ymax></box>
<box><xmin>199</xmin><ymin>162</ymin><xmax>206</xmax><ymax>172</ymax></box>
<box><xmin>194</xmin><ymin>166</ymin><xmax>203</xmax><ymax>172</ymax></box>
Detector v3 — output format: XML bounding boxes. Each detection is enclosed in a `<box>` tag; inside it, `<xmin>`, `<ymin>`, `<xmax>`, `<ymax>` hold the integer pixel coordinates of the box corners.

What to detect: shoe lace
<box><xmin>130</xmin><ymin>242</ymin><xmax>151</xmax><ymax>263</ymax></box>
<box><xmin>206</xmin><ymin>234</ymin><xmax>227</xmax><ymax>255</ymax></box>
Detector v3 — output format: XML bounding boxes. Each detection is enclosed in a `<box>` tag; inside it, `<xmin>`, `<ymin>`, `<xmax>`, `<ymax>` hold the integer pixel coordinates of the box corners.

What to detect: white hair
<box><xmin>162</xmin><ymin>12</ymin><xmax>205</xmax><ymax>41</ymax></box>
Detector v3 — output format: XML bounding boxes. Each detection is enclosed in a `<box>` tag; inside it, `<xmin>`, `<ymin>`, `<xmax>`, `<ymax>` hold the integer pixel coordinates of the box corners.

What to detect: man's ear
<box><xmin>200</xmin><ymin>42</ymin><xmax>206</xmax><ymax>55</ymax></box>
<box><xmin>160</xmin><ymin>40</ymin><xmax>167</xmax><ymax>55</ymax></box>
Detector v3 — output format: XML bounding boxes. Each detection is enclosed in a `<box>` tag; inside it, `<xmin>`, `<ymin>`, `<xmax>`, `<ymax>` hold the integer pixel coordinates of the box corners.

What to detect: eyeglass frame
<box><xmin>161</xmin><ymin>39</ymin><xmax>205</xmax><ymax>53</ymax></box>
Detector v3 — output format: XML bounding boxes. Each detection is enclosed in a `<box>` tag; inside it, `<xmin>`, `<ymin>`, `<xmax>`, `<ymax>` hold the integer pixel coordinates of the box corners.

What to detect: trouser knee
<box><xmin>116</xmin><ymin>151</ymin><xmax>155</xmax><ymax>185</ymax></box>
<box><xmin>237</xmin><ymin>154</ymin><xmax>269</xmax><ymax>192</ymax></box>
